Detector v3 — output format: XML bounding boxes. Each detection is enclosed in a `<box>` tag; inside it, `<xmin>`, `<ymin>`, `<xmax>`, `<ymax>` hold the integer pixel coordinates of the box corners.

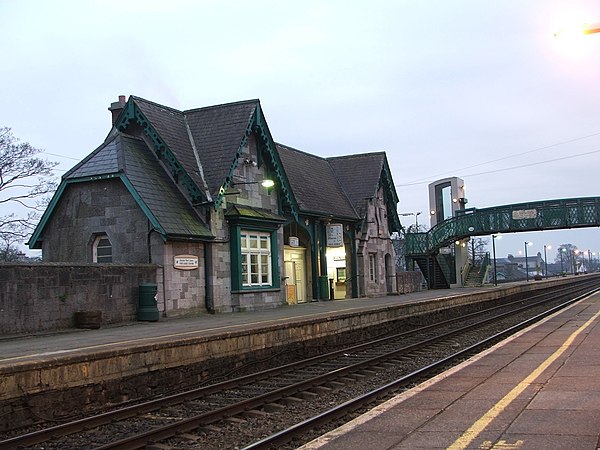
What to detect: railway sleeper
<box><xmin>280</xmin><ymin>396</ymin><xmax>304</xmax><ymax>405</ymax></box>
<box><xmin>179</xmin><ymin>432</ymin><xmax>201</xmax><ymax>442</ymax></box>
<box><xmin>147</xmin><ymin>443</ymin><xmax>175</xmax><ymax>450</ymax></box>
<box><xmin>197</xmin><ymin>424</ymin><xmax>222</xmax><ymax>433</ymax></box>
<box><xmin>310</xmin><ymin>386</ymin><xmax>333</xmax><ymax>394</ymax></box>
<box><xmin>296</xmin><ymin>391</ymin><xmax>319</xmax><ymax>400</ymax></box>
<box><xmin>326</xmin><ymin>381</ymin><xmax>346</xmax><ymax>389</ymax></box>
<box><xmin>263</xmin><ymin>402</ymin><xmax>286</xmax><ymax>413</ymax></box>
<box><xmin>243</xmin><ymin>409</ymin><xmax>268</xmax><ymax>418</ymax></box>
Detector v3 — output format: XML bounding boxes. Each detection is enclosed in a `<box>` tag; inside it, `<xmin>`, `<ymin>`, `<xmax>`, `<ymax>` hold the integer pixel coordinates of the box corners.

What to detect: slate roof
<box><xmin>66</xmin><ymin>133</ymin><xmax>213</xmax><ymax>239</ymax></box>
<box><xmin>275</xmin><ymin>144</ymin><xmax>358</xmax><ymax>219</ymax></box>
<box><xmin>327</xmin><ymin>152</ymin><xmax>387</xmax><ymax>218</ymax></box>
<box><xmin>132</xmin><ymin>96</ymin><xmax>258</xmax><ymax>198</ymax></box>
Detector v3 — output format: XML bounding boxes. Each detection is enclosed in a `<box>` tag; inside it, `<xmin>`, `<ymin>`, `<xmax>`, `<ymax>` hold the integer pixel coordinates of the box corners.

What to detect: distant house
<box><xmin>28</xmin><ymin>96</ymin><xmax>400</xmax><ymax>314</ymax></box>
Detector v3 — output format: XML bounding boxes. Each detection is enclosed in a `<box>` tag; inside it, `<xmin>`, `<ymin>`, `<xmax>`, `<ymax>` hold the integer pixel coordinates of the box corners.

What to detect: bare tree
<box><xmin>0</xmin><ymin>127</ymin><xmax>58</xmax><ymax>246</ymax></box>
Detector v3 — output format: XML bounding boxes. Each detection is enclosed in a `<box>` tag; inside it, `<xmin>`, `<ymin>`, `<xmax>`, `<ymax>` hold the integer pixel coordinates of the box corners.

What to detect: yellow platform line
<box><xmin>447</xmin><ymin>306</ymin><xmax>600</xmax><ymax>450</ymax></box>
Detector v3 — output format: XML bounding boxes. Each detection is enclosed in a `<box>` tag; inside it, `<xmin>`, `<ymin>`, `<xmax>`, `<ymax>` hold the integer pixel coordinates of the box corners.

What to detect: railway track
<box><xmin>2</xmin><ymin>278</ymin><xmax>599</xmax><ymax>449</ymax></box>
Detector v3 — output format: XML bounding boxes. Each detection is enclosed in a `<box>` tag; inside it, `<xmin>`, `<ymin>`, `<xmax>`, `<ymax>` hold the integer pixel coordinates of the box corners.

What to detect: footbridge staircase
<box><xmin>405</xmin><ymin>196</ymin><xmax>600</xmax><ymax>289</ymax></box>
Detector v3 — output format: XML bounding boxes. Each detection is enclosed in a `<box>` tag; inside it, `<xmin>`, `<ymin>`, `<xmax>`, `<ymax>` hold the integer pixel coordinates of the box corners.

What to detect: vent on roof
<box><xmin>108</xmin><ymin>95</ymin><xmax>127</xmax><ymax>125</ymax></box>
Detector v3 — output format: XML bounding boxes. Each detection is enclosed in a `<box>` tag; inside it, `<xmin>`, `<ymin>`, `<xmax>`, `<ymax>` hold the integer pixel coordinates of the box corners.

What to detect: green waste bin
<box><xmin>138</xmin><ymin>283</ymin><xmax>159</xmax><ymax>321</ymax></box>
<box><xmin>318</xmin><ymin>275</ymin><xmax>330</xmax><ymax>300</ymax></box>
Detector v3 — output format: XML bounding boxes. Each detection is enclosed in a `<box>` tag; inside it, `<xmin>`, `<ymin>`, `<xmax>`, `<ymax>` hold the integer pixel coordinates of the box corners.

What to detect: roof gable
<box><xmin>28</xmin><ymin>134</ymin><xmax>212</xmax><ymax>248</ymax></box>
<box><xmin>276</xmin><ymin>144</ymin><xmax>358</xmax><ymax>219</ymax></box>
<box><xmin>114</xmin><ymin>96</ymin><xmax>298</xmax><ymax>218</ymax></box>
<box><xmin>328</xmin><ymin>152</ymin><xmax>401</xmax><ymax>232</ymax></box>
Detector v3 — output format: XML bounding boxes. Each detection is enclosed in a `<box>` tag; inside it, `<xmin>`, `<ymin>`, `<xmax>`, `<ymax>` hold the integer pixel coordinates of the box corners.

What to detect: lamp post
<box><xmin>400</xmin><ymin>212</ymin><xmax>422</xmax><ymax>231</ymax></box>
<box><xmin>543</xmin><ymin>245</ymin><xmax>551</xmax><ymax>278</ymax></box>
<box><xmin>573</xmin><ymin>249</ymin><xmax>579</xmax><ymax>274</ymax></box>
<box><xmin>492</xmin><ymin>234</ymin><xmax>501</xmax><ymax>286</ymax></box>
<box><xmin>560</xmin><ymin>248</ymin><xmax>566</xmax><ymax>274</ymax></box>
<box><xmin>524</xmin><ymin>241</ymin><xmax>533</xmax><ymax>281</ymax></box>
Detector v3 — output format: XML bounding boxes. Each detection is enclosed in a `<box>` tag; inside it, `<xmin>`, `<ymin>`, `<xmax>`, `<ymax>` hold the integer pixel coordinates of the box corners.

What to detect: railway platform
<box><xmin>301</xmin><ymin>289</ymin><xmax>600</xmax><ymax>449</ymax></box>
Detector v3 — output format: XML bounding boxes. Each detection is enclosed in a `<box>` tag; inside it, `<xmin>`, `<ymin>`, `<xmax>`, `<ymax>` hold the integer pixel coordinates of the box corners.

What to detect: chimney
<box><xmin>108</xmin><ymin>95</ymin><xmax>127</xmax><ymax>125</ymax></box>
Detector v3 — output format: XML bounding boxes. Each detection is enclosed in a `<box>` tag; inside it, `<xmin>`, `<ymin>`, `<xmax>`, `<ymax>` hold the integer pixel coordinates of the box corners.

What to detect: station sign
<box><xmin>326</xmin><ymin>224</ymin><xmax>344</xmax><ymax>247</ymax></box>
<box><xmin>512</xmin><ymin>209</ymin><xmax>538</xmax><ymax>220</ymax></box>
<box><xmin>174</xmin><ymin>254</ymin><xmax>199</xmax><ymax>270</ymax></box>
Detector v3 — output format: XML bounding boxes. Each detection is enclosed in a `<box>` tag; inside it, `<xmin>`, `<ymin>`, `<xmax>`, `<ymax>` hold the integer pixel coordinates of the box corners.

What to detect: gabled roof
<box><xmin>327</xmin><ymin>152</ymin><xmax>386</xmax><ymax>217</ymax></box>
<box><xmin>328</xmin><ymin>152</ymin><xmax>400</xmax><ymax>232</ymax></box>
<box><xmin>131</xmin><ymin>96</ymin><xmax>258</xmax><ymax>197</ymax></box>
<box><xmin>115</xmin><ymin>96</ymin><xmax>298</xmax><ymax>216</ymax></box>
<box><xmin>276</xmin><ymin>144</ymin><xmax>359</xmax><ymax>220</ymax></box>
<box><xmin>28</xmin><ymin>133</ymin><xmax>213</xmax><ymax>248</ymax></box>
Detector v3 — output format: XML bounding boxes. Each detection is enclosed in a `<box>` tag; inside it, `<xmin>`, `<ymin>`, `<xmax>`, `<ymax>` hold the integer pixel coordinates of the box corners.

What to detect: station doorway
<box><xmin>284</xmin><ymin>246</ymin><xmax>307</xmax><ymax>304</ymax></box>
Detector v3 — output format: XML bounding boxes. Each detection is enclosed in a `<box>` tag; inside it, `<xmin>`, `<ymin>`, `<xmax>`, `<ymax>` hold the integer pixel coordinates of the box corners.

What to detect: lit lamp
<box><xmin>560</xmin><ymin>247</ymin><xmax>566</xmax><ymax>274</ymax></box>
<box><xmin>230</xmin><ymin>178</ymin><xmax>275</xmax><ymax>188</ymax></box>
<box><xmin>583</xmin><ymin>23</ymin><xmax>600</xmax><ymax>34</ymax></box>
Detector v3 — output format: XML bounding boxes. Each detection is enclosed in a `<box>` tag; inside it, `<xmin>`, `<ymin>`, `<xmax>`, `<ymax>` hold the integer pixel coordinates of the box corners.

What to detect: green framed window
<box><xmin>240</xmin><ymin>230</ymin><xmax>272</xmax><ymax>286</ymax></box>
<box><xmin>230</xmin><ymin>224</ymin><xmax>280</xmax><ymax>291</ymax></box>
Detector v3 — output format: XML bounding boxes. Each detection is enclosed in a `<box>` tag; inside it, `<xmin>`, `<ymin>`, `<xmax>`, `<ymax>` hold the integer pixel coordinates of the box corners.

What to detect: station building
<box><xmin>28</xmin><ymin>96</ymin><xmax>401</xmax><ymax>314</ymax></box>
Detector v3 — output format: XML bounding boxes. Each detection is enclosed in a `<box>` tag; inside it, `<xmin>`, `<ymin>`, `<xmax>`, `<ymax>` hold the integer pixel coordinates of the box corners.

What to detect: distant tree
<box><xmin>0</xmin><ymin>127</ymin><xmax>58</xmax><ymax>244</ymax></box>
<box><xmin>554</xmin><ymin>244</ymin><xmax>578</xmax><ymax>273</ymax></box>
<box><xmin>0</xmin><ymin>239</ymin><xmax>24</xmax><ymax>262</ymax></box>
<box><xmin>468</xmin><ymin>237</ymin><xmax>488</xmax><ymax>264</ymax></box>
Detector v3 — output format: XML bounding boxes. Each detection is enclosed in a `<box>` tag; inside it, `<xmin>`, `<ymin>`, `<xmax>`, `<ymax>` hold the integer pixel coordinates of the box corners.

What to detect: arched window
<box><xmin>93</xmin><ymin>235</ymin><xmax>113</xmax><ymax>263</ymax></box>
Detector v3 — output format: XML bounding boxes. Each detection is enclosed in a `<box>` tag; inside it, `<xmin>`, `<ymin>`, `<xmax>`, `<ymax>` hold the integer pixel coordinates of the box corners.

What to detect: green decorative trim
<box><xmin>379</xmin><ymin>157</ymin><xmax>401</xmax><ymax>232</ymax></box>
<box><xmin>118</xmin><ymin>175</ymin><xmax>166</xmax><ymax>239</ymax></box>
<box><xmin>214</xmin><ymin>103</ymin><xmax>299</xmax><ymax>221</ymax></box>
<box><xmin>115</xmin><ymin>100</ymin><xmax>205</xmax><ymax>204</ymax></box>
<box><xmin>27</xmin><ymin>180</ymin><xmax>69</xmax><ymax>248</ymax></box>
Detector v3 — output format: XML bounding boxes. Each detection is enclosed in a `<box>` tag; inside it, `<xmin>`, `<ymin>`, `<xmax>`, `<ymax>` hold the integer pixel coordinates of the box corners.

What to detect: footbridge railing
<box><xmin>406</xmin><ymin>196</ymin><xmax>600</xmax><ymax>256</ymax></box>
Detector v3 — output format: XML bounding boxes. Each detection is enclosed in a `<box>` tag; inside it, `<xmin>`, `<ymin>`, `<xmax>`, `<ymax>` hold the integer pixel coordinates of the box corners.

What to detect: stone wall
<box><xmin>41</xmin><ymin>178</ymin><xmax>151</xmax><ymax>264</ymax></box>
<box><xmin>396</xmin><ymin>271</ymin><xmax>423</xmax><ymax>294</ymax></box>
<box><xmin>0</xmin><ymin>263</ymin><xmax>157</xmax><ymax>335</ymax></box>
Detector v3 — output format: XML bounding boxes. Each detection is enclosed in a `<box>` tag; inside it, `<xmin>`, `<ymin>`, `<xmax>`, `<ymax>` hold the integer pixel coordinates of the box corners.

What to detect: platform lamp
<box><xmin>492</xmin><ymin>234</ymin><xmax>501</xmax><ymax>286</ymax></box>
<box><xmin>524</xmin><ymin>241</ymin><xmax>533</xmax><ymax>281</ymax></box>
<box><xmin>560</xmin><ymin>247</ymin><xmax>566</xmax><ymax>274</ymax></box>
<box><xmin>543</xmin><ymin>245</ymin><xmax>551</xmax><ymax>278</ymax></box>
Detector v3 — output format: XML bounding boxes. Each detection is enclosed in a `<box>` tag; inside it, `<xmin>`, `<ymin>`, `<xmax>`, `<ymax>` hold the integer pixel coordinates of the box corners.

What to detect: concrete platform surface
<box><xmin>300</xmin><ymin>291</ymin><xmax>600</xmax><ymax>449</ymax></box>
<box><xmin>0</xmin><ymin>287</ymin><xmax>488</xmax><ymax>364</ymax></box>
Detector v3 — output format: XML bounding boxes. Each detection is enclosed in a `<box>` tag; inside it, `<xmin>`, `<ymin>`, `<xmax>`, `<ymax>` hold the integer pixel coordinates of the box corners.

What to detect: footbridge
<box><xmin>405</xmin><ymin>196</ymin><xmax>600</xmax><ymax>289</ymax></box>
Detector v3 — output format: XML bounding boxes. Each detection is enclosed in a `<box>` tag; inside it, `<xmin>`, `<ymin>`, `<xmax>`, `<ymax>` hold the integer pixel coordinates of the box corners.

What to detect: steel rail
<box><xmin>1</xmin><ymin>279</ymin><xmax>597</xmax><ymax>450</ymax></box>
<box><xmin>243</xmin><ymin>287</ymin><xmax>599</xmax><ymax>449</ymax></box>
<box><xmin>92</xmin><ymin>282</ymin><xmax>600</xmax><ymax>449</ymax></box>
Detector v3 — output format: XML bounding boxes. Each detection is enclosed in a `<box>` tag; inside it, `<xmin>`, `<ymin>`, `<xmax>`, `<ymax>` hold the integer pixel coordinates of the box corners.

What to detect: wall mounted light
<box><xmin>231</xmin><ymin>178</ymin><xmax>274</xmax><ymax>188</ymax></box>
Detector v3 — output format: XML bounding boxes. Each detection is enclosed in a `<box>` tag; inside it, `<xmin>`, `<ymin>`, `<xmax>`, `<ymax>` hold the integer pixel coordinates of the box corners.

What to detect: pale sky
<box><xmin>2</xmin><ymin>0</ymin><xmax>600</xmax><ymax>263</ymax></box>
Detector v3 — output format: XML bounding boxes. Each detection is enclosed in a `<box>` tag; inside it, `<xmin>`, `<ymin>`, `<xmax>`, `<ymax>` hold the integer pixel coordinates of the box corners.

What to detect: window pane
<box><xmin>241</xmin><ymin>254</ymin><xmax>248</xmax><ymax>285</ymax></box>
<box><xmin>250</xmin><ymin>254</ymin><xmax>259</xmax><ymax>283</ymax></box>
<box><xmin>249</xmin><ymin>235</ymin><xmax>258</xmax><ymax>249</ymax></box>
<box><xmin>260</xmin><ymin>236</ymin><xmax>269</xmax><ymax>249</ymax></box>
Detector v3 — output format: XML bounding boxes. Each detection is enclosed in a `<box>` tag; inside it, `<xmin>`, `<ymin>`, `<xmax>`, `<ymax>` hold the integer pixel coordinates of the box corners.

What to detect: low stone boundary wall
<box><xmin>396</xmin><ymin>271</ymin><xmax>423</xmax><ymax>293</ymax></box>
<box><xmin>0</xmin><ymin>263</ymin><xmax>157</xmax><ymax>335</ymax></box>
